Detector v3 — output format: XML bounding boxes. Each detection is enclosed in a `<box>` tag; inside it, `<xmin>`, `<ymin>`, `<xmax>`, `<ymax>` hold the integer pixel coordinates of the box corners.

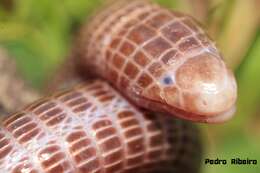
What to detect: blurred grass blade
<box><xmin>207</xmin><ymin>0</ymin><xmax>235</xmax><ymax>38</ymax></box>
<box><xmin>184</xmin><ymin>0</ymin><xmax>210</xmax><ymax>23</ymax></box>
<box><xmin>234</xmin><ymin>31</ymin><xmax>260</xmax><ymax>127</ymax></box>
<box><xmin>155</xmin><ymin>0</ymin><xmax>209</xmax><ymax>23</ymax></box>
<box><xmin>217</xmin><ymin>0</ymin><xmax>260</xmax><ymax>69</ymax></box>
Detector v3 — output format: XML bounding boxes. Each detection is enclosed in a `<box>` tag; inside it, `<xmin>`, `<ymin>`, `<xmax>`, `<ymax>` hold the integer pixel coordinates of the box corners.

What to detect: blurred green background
<box><xmin>0</xmin><ymin>0</ymin><xmax>259</xmax><ymax>172</ymax></box>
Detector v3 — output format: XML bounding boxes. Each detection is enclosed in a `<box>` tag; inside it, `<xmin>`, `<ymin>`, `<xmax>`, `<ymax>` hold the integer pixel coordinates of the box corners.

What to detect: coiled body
<box><xmin>0</xmin><ymin>80</ymin><xmax>201</xmax><ymax>173</ymax></box>
<box><xmin>76</xmin><ymin>0</ymin><xmax>237</xmax><ymax>123</ymax></box>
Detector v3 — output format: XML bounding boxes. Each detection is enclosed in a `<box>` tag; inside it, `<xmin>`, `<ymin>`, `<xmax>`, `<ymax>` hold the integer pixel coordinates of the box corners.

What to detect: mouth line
<box><xmin>137</xmin><ymin>96</ymin><xmax>235</xmax><ymax>123</ymax></box>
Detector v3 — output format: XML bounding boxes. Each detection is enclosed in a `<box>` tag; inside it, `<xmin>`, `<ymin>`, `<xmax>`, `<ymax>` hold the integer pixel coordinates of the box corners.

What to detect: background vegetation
<box><xmin>0</xmin><ymin>0</ymin><xmax>259</xmax><ymax>172</ymax></box>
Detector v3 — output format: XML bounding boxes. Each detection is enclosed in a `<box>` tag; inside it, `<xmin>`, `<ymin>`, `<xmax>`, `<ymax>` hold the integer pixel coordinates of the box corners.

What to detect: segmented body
<box><xmin>0</xmin><ymin>80</ymin><xmax>201</xmax><ymax>173</ymax></box>
<box><xmin>76</xmin><ymin>0</ymin><xmax>237</xmax><ymax>123</ymax></box>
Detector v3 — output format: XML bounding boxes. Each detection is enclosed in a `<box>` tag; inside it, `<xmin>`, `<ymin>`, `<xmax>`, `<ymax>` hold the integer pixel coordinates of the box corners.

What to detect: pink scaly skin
<box><xmin>75</xmin><ymin>0</ymin><xmax>237</xmax><ymax>123</ymax></box>
<box><xmin>0</xmin><ymin>80</ymin><xmax>201</xmax><ymax>173</ymax></box>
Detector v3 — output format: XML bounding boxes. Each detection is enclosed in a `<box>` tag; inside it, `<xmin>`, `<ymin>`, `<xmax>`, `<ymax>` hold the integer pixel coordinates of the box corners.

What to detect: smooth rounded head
<box><xmin>137</xmin><ymin>48</ymin><xmax>237</xmax><ymax>123</ymax></box>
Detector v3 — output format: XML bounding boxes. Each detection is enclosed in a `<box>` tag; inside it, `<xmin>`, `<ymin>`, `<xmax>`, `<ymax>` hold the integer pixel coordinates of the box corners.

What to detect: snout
<box><xmin>172</xmin><ymin>52</ymin><xmax>237</xmax><ymax>116</ymax></box>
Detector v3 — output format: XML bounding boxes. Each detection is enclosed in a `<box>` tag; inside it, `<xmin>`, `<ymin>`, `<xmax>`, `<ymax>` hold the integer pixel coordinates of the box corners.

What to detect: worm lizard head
<box><xmin>138</xmin><ymin>47</ymin><xmax>237</xmax><ymax>123</ymax></box>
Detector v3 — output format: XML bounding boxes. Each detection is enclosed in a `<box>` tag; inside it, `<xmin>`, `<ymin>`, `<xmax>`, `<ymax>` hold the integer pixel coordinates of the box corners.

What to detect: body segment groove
<box><xmin>0</xmin><ymin>80</ymin><xmax>201</xmax><ymax>173</ymax></box>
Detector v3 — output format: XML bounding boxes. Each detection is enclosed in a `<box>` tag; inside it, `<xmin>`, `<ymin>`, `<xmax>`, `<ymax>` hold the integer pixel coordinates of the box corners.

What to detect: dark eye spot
<box><xmin>163</xmin><ymin>76</ymin><xmax>173</xmax><ymax>85</ymax></box>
